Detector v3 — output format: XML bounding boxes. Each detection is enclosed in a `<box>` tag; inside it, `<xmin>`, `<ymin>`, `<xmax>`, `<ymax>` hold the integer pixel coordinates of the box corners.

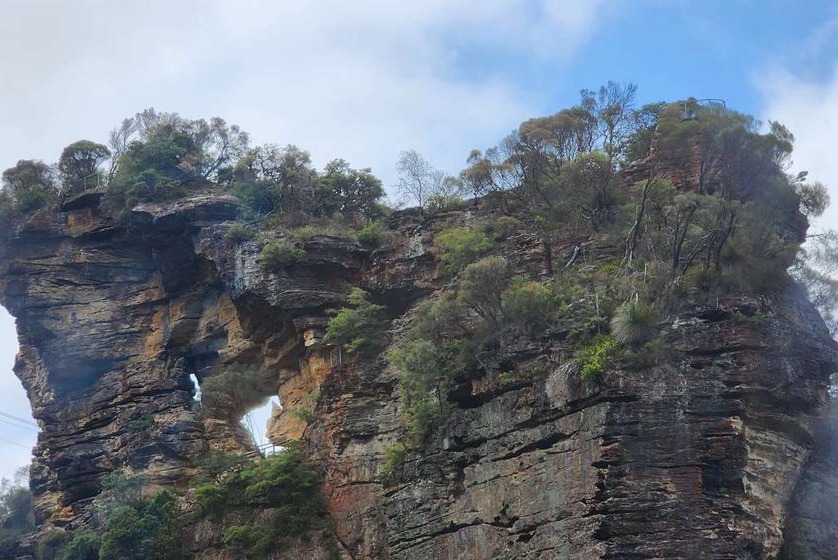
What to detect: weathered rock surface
<box><xmin>1</xmin><ymin>191</ymin><xmax>837</xmax><ymax>559</ymax></box>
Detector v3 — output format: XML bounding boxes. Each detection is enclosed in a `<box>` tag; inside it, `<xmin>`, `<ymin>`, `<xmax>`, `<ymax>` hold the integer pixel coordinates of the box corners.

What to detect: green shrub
<box><xmin>193</xmin><ymin>452</ymin><xmax>252</xmax><ymax>485</ymax></box>
<box><xmin>434</xmin><ymin>227</ymin><xmax>493</xmax><ymax>275</ymax></box>
<box><xmin>226</xmin><ymin>222</ymin><xmax>255</xmax><ymax>242</ymax></box>
<box><xmin>356</xmin><ymin>222</ymin><xmax>387</xmax><ymax>249</ymax></box>
<box><xmin>610</xmin><ymin>300</ymin><xmax>656</xmax><ymax>345</ymax></box>
<box><xmin>623</xmin><ymin>336</ymin><xmax>674</xmax><ymax>370</ymax></box>
<box><xmin>96</xmin><ymin>470</ymin><xmax>145</xmax><ymax>515</ymax></box>
<box><xmin>425</xmin><ymin>194</ymin><xmax>464</xmax><ymax>212</ymax></box>
<box><xmin>194</xmin><ymin>483</ymin><xmax>229</xmax><ymax>518</ymax></box>
<box><xmin>410</xmin><ymin>293</ymin><xmax>463</xmax><ymax>342</ymax></box>
<box><xmin>98</xmin><ymin>506</ymin><xmax>158</xmax><ymax>560</ymax></box>
<box><xmin>98</xmin><ymin>491</ymin><xmax>183</xmax><ymax>560</ymax></box>
<box><xmin>577</xmin><ymin>335</ymin><xmax>618</xmax><ymax>379</ymax></box>
<box><xmin>382</xmin><ymin>443</ymin><xmax>407</xmax><ymax>478</ymax></box>
<box><xmin>222</xmin><ymin>524</ymin><xmax>273</xmax><ymax>556</ymax></box>
<box><xmin>289</xmin><ymin>225</ymin><xmax>318</xmax><ymax>239</ymax></box>
<box><xmin>390</xmin><ymin>340</ymin><xmax>450</xmax><ymax>442</ymax></box>
<box><xmin>324</xmin><ymin>288</ymin><xmax>388</xmax><ymax>355</ymax></box>
<box><xmin>195</xmin><ymin>446</ymin><xmax>326</xmax><ymax>548</ymax></box>
<box><xmin>480</xmin><ymin>216</ymin><xmax>521</xmax><ymax>241</ymax></box>
<box><xmin>37</xmin><ymin>528</ymin><xmax>67</xmax><ymax>560</ymax></box>
<box><xmin>258</xmin><ymin>239</ymin><xmax>305</xmax><ymax>270</ymax></box>
<box><xmin>457</xmin><ymin>257</ymin><xmax>512</xmax><ymax>328</ymax></box>
<box><xmin>0</xmin><ymin>534</ymin><xmax>21</xmax><ymax>558</ymax></box>
<box><xmin>502</xmin><ymin>278</ymin><xmax>554</xmax><ymax>329</ymax></box>
<box><xmin>57</xmin><ymin>529</ymin><xmax>100</xmax><ymax>560</ymax></box>
<box><xmin>126</xmin><ymin>416</ymin><xmax>153</xmax><ymax>432</ymax></box>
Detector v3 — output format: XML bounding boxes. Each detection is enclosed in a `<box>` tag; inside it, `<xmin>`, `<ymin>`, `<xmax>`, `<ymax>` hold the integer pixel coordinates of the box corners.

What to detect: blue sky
<box><xmin>0</xmin><ymin>0</ymin><xmax>837</xmax><ymax>480</ymax></box>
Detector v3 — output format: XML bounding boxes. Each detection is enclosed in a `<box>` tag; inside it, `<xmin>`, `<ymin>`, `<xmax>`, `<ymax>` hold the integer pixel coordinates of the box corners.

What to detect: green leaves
<box><xmin>434</xmin><ymin>227</ymin><xmax>493</xmax><ymax>275</ymax></box>
<box><xmin>610</xmin><ymin>300</ymin><xmax>657</xmax><ymax>346</ymax></box>
<box><xmin>325</xmin><ymin>288</ymin><xmax>388</xmax><ymax>355</ymax></box>
<box><xmin>58</xmin><ymin>140</ymin><xmax>110</xmax><ymax>194</ymax></box>
<box><xmin>258</xmin><ymin>239</ymin><xmax>306</xmax><ymax>270</ymax></box>
<box><xmin>195</xmin><ymin>447</ymin><xmax>326</xmax><ymax>555</ymax></box>
<box><xmin>577</xmin><ymin>335</ymin><xmax>618</xmax><ymax>379</ymax></box>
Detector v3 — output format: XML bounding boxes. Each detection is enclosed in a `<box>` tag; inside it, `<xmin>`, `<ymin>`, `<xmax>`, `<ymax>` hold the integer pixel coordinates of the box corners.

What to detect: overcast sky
<box><xmin>0</xmin><ymin>0</ymin><xmax>837</xmax><ymax>481</ymax></box>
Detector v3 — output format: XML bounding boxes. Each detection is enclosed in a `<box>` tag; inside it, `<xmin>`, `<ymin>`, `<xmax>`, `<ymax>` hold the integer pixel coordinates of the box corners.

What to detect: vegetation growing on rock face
<box><xmin>325</xmin><ymin>288</ymin><xmax>389</xmax><ymax>355</ymax></box>
<box><xmin>56</xmin><ymin>529</ymin><xmax>100</xmax><ymax>560</ymax></box>
<box><xmin>610</xmin><ymin>299</ymin><xmax>656</xmax><ymax>346</ymax></box>
<box><xmin>194</xmin><ymin>446</ymin><xmax>327</xmax><ymax>556</ymax></box>
<box><xmin>41</xmin><ymin>473</ymin><xmax>186</xmax><ymax>560</ymax></box>
<box><xmin>200</xmin><ymin>365</ymin><xmax>273</xmax><ymax>420</ymax></box>
<box><xmin>3</xmin><ymin>83</ymin><xmax>838</xmax><ymax>553</ymax></box>
<box><xmin>433</xmin><ymin>227</ymin><xmax>493</xmax><ymax>275</ymax></box>
<box><xmin>42</xmin><ymin>447</ymin><xmax>325</xmax><ymax>559</ymax></box>
<box><xmin>257</xmin><ymin>238</ymin><xmax>306</xmax><ymax>270</ymax></box>
<box><xmin>382</xmin><ymin>83</ymin><xmax>838</xmax><ymax>460</ymax></box>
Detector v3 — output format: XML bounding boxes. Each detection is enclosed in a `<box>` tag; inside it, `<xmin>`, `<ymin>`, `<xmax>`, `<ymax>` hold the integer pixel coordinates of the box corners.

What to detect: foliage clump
<box><xmin>98</xmin><ymin>491</ymin><xmax>184</xmax><ymax>560</ymax></box>
<box><xmin>356</xmin><ymin>221</ymin><xmax>396</xmax><ymax>250</ymax></box>
<box><xmin>258</xmin><ymin>239</ymin><xmax>305</xmax><ymax>270</ymax></box>
<box><xmin>610</xmin><ymin>300</ymin><xmax>656</xmax><ymax>346</ymax></box>
<box><xmin>0</xmin><ymin>467</ymin><xmax>33</xmax><ymax>556</ymax></box>
<box><xmin>194</xmin><ymin>446</ymin><xmax>326</xmax><ymax>556</ymax></box>
<box><xmin>501</xmin><ymin>278</ymin><xmax>555</xmax><ymax>330</ymax></box>
<box><xmin>382</xmin><ymin>443</ymin><xmax>408</xmax><ymax>478</ymax></box>
<box><xmin>577</xmin><ymin>335</ymin><xmax>618</xmax><ymax>379</ymax></box>
<box><xmin>434</xmin><ymin>227</ymin><xmax>493</xmax><ymax>275</ymax></box>
<box><xmin>324</xmin><ymin>288</ymin><xmax>389</xmax><ymax>355</ymax></box>
<box><xmin>200</xmin><ymin>365</ymin><xmax>272</xmax><ymax>419</ymax></box>
<box><xmin>390</xmin><ymin>339</ymin><xmax>450</xmax><ymax>443</ymax></box>
<box><xmin>457</xmin><ymin>256</ymin><xmax>512</xmax><ymax>328</ymax></box>
<box><xmin>226</xmin><ymin>222</ymin><xmax>255</xmax><ymax>242</ymax></box>
<box><xmin>49</xmin><ymin>474</ymin><xmax>185</xmax><ymax>560</ymax></box>
<box><xmin>56</xmin><ymin>529</ymin><xmax>100</xmax><ymax>560</ymax></box>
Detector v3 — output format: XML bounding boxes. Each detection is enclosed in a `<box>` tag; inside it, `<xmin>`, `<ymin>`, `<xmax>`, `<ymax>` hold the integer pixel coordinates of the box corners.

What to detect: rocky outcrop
<box><xmin>306</xmin><ymin>293</ymin><xmax>838</xmax><ymax>560</ymax></box>
<box><xmin>1</xmin><ymin>192</ymin><xmax>837</xmax><ymax>558</ymax></box>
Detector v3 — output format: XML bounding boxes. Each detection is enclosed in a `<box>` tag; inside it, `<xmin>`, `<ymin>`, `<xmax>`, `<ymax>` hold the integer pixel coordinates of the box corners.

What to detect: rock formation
<box><xmin>0</xmin><ymin>186</ymin><xmax>836</xmax><ymax>559</ymax></box>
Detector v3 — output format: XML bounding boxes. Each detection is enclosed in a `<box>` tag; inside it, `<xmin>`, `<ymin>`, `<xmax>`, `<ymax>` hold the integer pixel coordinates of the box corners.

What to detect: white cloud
<box><xmin>0</xmin><ymin>0</ymin><xmax>619</xmax><ymax>478</ymax></box>
<box><xmin>758</xmin><ymin>65</ymin><xmax>838</xmax><ymax>232</ymax></box>
<box><xmin>0</xmin><ymin>0</ymin><xmax>616</xmax><ymax>186</ymax></box>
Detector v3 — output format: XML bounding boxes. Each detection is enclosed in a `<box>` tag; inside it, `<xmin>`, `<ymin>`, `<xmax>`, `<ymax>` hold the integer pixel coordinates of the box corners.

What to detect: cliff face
<box><xmin>1</xmin><ymin>191</ymin><xmax>837</xmax><ymax>559</ymax></box>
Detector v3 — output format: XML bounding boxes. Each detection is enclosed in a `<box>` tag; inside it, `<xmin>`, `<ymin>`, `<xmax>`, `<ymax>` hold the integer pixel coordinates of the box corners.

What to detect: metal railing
<box><xmin>681</xmin><ymin>98</ymin><xmax>727</xmax><ymax>121</ymax></box>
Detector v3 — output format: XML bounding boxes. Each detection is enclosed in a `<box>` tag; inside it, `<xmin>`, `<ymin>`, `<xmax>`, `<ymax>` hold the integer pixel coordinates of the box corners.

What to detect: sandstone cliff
<box><xmin>1</xmin><ymin>188</ymin><xmax>837</xmax><ymax>559</ymax></box>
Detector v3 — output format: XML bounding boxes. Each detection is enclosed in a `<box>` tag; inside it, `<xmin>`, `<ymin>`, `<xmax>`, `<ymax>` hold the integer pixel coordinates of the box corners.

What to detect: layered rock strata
<box><xmin>1</xmin><ymin>193</ymin><xmax>836</xmax><ymax>559</ymax></box>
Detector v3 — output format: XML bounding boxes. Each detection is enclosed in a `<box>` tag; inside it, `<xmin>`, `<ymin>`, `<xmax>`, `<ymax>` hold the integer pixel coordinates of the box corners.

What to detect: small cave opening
<box><xmin>242</xmin><ymin>397</ymin><xmax>282</xmax><ymax>456</ymax></box>
<box><xmin>194</xmin><ymin>363</ymin><xmax>284</xmax><ymax>457</ymax></box>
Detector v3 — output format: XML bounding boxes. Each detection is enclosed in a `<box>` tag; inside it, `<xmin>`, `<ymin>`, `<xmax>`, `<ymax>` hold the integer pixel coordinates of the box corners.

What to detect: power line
<box><xmin>0</xmin><ymin>418</ymin><xmax>38</xmax><ymax>432</ymax></box>
<box><xmin>0</xmin><ymin>437</ymin><xmax>31</xmax><ymax>450</ymax></box>
<box><xmin>0</xmin><ymin>411</ymin><xmax>37</xmax><ymax>428</ymax></box>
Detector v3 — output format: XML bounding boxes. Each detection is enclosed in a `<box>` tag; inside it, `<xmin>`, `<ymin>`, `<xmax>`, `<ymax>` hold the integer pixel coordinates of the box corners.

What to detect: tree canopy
<box><xmin>58</xmin><ymin>140</ymin><xmax>111</xmax><ymax>194</ymax></box>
